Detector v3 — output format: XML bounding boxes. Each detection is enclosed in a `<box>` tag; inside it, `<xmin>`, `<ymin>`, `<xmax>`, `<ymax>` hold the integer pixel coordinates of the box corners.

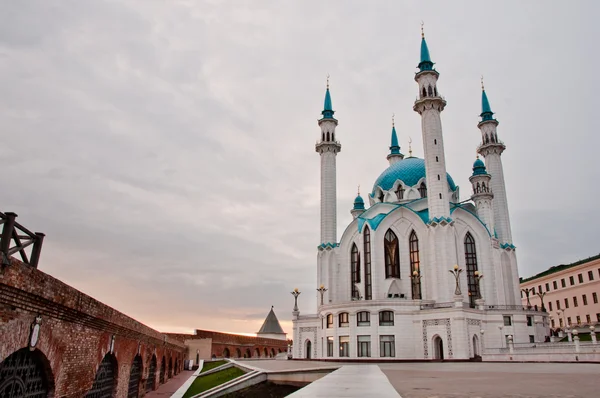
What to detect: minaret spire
<box><xmin>316</xmin><ymin>77</ymin><xmax>341</xmax><ymax>246</ymax></box>
<box><xmin>418</xmin><ymin>22</ymin><xmax>434</xmax><ymax>72</ymax></box>
<box><xmin>476</xmin><ymin>83</ymin><xmax>512</xmax><ymax>244</ymax></box>
<box><xmin>387</xmin><ymin>113</ymin><xmax>404</xmax><ymax>165</ymax></box>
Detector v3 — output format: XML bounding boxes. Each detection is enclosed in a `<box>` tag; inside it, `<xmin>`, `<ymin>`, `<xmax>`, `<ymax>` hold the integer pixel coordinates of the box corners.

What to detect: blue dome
<box><xmin>371</xmin><ymin>157</ymin><xmax>457</xmax><ymax>196</ymax></box>
<box><xmin>353</xmin><ymin>194</ymin><xmax>365</xmax><ymax>210</ymax></box>
<box><xmin>472</xmin><ymin>158</ymin><xmax>487</xmax><ymax>176</ymax></box>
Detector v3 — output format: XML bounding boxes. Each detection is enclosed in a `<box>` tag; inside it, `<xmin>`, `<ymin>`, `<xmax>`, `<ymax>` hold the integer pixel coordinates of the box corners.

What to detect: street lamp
<box><xmin>291</xmin><ymin>288</ymin><xmax>301</xmax><ymax>312</ymax></box>
<box><xmin>474</xmin><ymin>270</ymin><xmax>483</xmax><ymax>299</ymax></box>
<box><xmin>316</xmin><ymin>285</ymin><xmax>328</xmax><ymax>306</ymax></box>
<box><xmin>411</xmin><ymin>270</ymin><xmax>422</xmax><ymax>299</ymax></box>
<box><xmin>449</xmin><ymin>264</ymin><xmax>463</xmax><ymax>296</ymax></box>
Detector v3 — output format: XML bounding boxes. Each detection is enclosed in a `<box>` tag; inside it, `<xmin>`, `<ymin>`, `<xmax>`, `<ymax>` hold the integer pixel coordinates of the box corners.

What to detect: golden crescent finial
<box><xmin>392</xmin><ymin>112</ymin><xmax>395</xmax><ymax>127</ymax></box>
<box><xmin>357</xmin><ymin>184</ymin><xmax>360</xmax><ymax>196</ymax></box>
<box><xmin>408</xmin><ymin>136</ymin><xmax>413</xmax><ymax>157</ymax></box>
<box><xmin>421</xmin><ymin>21</ymin><xmax>424</xmax><ymax>38</ymax></box>
<box><xmin>326</xmin><ymin>73</ymin><xmax>330</xmax><ymax>89</ymax></box>
<box><xmin>481</xmin><ymin>75</ymin><xmax>485</xmax><ymax>91</ymax></box>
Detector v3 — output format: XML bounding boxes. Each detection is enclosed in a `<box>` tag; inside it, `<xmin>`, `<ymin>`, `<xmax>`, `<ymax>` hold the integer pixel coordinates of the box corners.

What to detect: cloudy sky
<box><xmin>1</xmin><ymin>1</ymin><xmax>598</xmax><ymax>335</ymax></box>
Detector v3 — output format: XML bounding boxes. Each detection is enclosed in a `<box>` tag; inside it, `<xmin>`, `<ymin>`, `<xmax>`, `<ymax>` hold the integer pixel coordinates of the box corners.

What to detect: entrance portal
<box><xmin>305</xmin><ymin>340</ymin><xmax>312</xmax><ymax>359</ymax></box>
<box><xmin>433</xmin><ymin>336</ymin><xmax>444</xmax><ymax>360</ymax></box>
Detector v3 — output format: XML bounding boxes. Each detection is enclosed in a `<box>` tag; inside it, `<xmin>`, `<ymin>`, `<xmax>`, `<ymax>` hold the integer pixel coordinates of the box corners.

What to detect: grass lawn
<box><xmin>183</xmin><ymin>367</ymin><xmax>246</xmax><ymax>398</ymax></box>
<box><xmin>200</xmin><ymin>360</ymin><xmax>227</xmax><ymax>373</ymax></box>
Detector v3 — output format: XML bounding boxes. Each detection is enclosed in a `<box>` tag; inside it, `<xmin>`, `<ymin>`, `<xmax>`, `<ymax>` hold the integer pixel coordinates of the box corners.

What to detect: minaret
<box><xmin>412</xmin><ymin>26</ymin><xmax>450</xmax><ymax>219</ymax></box>
<box><xmin>351</xmin><ymin>186</ymin><xmax>365</xmax><ymax>219</ymax></box>
<box><xmin>469</xmin><ymin>157</ymin><xmax>495</xmax><ymax>234</ymax></box>
<box><xmin>476</xmin><ymin>80</ymin><xmax>512</xmax><ymax>243</ymax></box>
<box><xmin>387</xmin><ymin>114</ymin><xmax>404</xmax><ymax>165</ymax></box>
<box><xmin>316</xmin><ymin>77</ymin><xmax>341</xmax><ymax>245</ymax></box>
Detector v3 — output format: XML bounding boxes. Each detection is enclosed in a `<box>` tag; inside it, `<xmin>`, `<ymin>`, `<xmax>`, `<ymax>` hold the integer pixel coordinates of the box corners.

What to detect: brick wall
<box><xmin>0</xmin><ymin>257</ymin><xmax>186</xmax><ymax>397</ymax></box>
<box><xmin>168</xmin><ymin>330</ymin><xmax>289</xmax><ymax>359</ymax></box>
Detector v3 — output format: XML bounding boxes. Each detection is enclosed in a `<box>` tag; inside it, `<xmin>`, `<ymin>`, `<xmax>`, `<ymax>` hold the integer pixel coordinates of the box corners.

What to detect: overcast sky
<box><xmin>1</xmin><ymin>1</ymin><xmax>598</xmax><ymax>336</ymax></box>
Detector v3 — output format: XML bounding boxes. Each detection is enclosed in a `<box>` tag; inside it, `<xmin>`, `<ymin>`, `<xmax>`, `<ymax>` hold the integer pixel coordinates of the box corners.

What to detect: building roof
<box><xmin>520</xmin><ymin>253</ymin><xmax>600</xmax><ymax>283</ymax></box>
<box><xmin>257</xmin><ymin>307</ymin><xmax>285</xmax><ymax>335</ymax></box>
<box><xmin>371</xmin><ymin>156</ymin><xmax>457</xmax><ymax>197</ymax></box>
<box><xmin>480</xmin><ymin>89</ymin><xmax>495</xmax><ymax>122</ymax></box>
<box><xmin>472</xmin><ymin>158</ymin><xmax>487</xmax><ymax>176</ymax></box>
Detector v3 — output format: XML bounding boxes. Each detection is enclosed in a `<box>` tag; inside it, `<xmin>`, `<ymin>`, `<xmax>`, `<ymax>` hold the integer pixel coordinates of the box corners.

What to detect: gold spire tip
<box><xmin>326</xmin><ymin>73</ymin><xmax>330</xmax><ymax>89</ymax></box>
<box><xmin>408</xmin><ymin>136</ymin><xmax>413</xmax><ymax>157</ymax></box>
<box><xmin>392</xmin><ymin>112</ymin><xmax>395</xmax><ymax>127</ymax></box>
<box><xmin>421</xmin><ymin>21</ymin><xmax>424</xmax><ymax>38</ymax></box>
<box><xmin>357</xmin><ymin>184</ymin><xmax>361</xmax><ymax>196</ymax></box>
<box><xmin>481</xmin><ymin>75</ymin><xmax>485</xmax><ymax>91</ymax></box>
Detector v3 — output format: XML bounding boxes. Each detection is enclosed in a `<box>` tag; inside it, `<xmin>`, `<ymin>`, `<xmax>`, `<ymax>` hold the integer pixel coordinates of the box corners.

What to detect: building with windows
<box><xmin>292</xmin><ymin>30</ymin><xmax>545</xmax><ymax>360</ymax></box>
<box><xmin>520</xmin><ymin>254</ymin><xmax>600</xmax><ymax>331</ymax></box>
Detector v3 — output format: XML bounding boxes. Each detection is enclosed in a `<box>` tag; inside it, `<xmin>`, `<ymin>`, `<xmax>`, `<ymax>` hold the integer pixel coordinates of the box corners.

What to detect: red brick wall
<box><xmin>0</xmin><ymin>258</ymin><xmax>186</xmax><ymax>397</ymax></box>
<box><xmin>168</xmin><ymin>330</ymin><xmax>289</xmax><ymax>359</ymax></box>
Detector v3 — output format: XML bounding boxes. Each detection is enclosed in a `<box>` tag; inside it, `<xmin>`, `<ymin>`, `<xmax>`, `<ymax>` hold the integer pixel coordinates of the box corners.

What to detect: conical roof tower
<box><xmin>257</xmin><ymin>306</ymin><xmax>287</xmax><ymax>340</ymax></box>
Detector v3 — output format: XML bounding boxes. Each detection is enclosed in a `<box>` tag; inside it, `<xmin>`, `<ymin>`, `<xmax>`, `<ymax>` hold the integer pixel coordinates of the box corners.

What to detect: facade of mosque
<box><xmin>292</xmin><ymin>32</ymin><xmax>547</xmax><ymax>360</ymax></box>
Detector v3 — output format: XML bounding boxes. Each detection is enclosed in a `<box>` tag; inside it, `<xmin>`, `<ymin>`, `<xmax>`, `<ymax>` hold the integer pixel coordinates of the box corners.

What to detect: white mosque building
<box><xmin>292</xmin><ymin>32</ymin><xmax>548</xmax><ymax>360</ymax></box>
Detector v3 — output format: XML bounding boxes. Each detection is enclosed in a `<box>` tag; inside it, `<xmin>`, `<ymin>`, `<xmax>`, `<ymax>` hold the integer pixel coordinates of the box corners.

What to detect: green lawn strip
<box><xmin>200</xmin><ymin>360</ymin><xmax>227</xmax><ymax>373</ymax></box>
<box><xmin>183</xmin><ymin>367</ymin><xmax>246</xmax><ymax>398</ymax></box>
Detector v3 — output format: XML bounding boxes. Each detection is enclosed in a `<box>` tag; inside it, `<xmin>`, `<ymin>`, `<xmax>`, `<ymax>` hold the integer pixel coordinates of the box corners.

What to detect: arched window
<box><xmin>435</xmin><ymin>156</ymin><xmax>439</xmax><ymax>162</ymax></box>
<box><xmin>464</xmin><ymin>232</ymin><xmax>479</xmax><ymax>307</ymax></box>
<box><xmin>485</xmin><ymin>134</ymin><xmax>489</xmax><ymax>144</ymax></box>
<box><xmin>332</xmin><ymin>132</ymin><xmax>335</xmax><ymax>141</ymax></box>
<box><xmin>86</xmin><ymin>353</ymin><xmax>117</xmax><ymax>398</ymax></box>
<box><xmin>0</xmin><ymin>348</ymin><xmax>52</xmax><ymax>396</ymax></box>
<box><xmin>145</xmin><ymin>355</ymin><xmax>157</xmax><ymax>392</ymax></box>
<box><xmin>379</xmin><ymin>311</ymin><xmax>394</xmax><ymax>326</ymax></box>
<box><xmin>482</xmin><ymin>182</ymin><xmax>487</xmax><ymax>192</ymax></box>
<box><xmin>339</xmin><ymin>312</ymin><xmax>349</xmax><ymax>327</ymax></box>
<box><xmin>428</xmin><ymin>85</ymin><xmax>433</xmax><ymax>96</ymax></box>
<box><xmin>223</xmin><ymin>348</ymin><xmax>230</xmax><ymax>358</ymax></box>
<box><xmin>128</xmin><ymin>355</ymin><xmax>143</xmax><ymax>398</ymax></box>
<box><xmin>395</xmin><ymin>184</ymin><xmax>405</xmax><ymax>200</ymax></box>
<box><xmin>322</xmin><ymin>132</ymin><xmax>325</xmax><ymax>141</ymax></box>
<box><xmin>418</xmin><ymin>182</ymin><xmax>427</xmax><ymax>198</ymax></box>
<box><xmin>363</xmin><ymin>226</ymin><xmax>372</xmax><ymax>300</ymax></box>
<box><xmin>379</xmin><ymin>191</ymin><xmax>385</xmax><ymax>202</ymax></box>
<box><xmin>434</xmin><ymin>86</ymin><xmax>438</xmax><ymax>96</ymax></box>
<box><xmin>350</xmin><ymin>243</ymin><xmax>361</xmax><ymax>299</ymax></box>
<box><xmin>326</xmin><ymin>132</ymin><xmax>330</xmax><ymax>141</ymax></box>
<box><xmin>384</xmin><ymin>229</ymin><xmax>400</xmax><ymax>278</ymax></box>
<box><xmin>476</xmin><ymin>182</ymin><xmax>481</xmax><ymax>193</ymax></box>
<box><xmin>422</xmin><ymin>86</ymin><xmax>427</xmax><ymax>98</ymax></box>
<box><xmin>409</xmin><ymin>231</ymin><xmax>421</xmax><ymax>299</ymax></box>
<box><xmin>326</xmin><ymin>314</ymin><xmax>333</xmax><ymax>328</ymax></box>
<box><xmin>491</xmin><ymin>134</ymin><xmax>496</xmax><ymax>143</ymax></box>
<box><xmin>434</xmin><ymin>139</ymin><xmax>437</xmax><ymax>145</ymax></box>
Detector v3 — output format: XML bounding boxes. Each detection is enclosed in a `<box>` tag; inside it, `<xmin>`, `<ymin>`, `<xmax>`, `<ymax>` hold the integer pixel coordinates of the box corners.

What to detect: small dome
<box><xmin>371</xmin><ymin>157</ymin><xmax>457</xmax><ymax>197</ymax></box>
<box><xmin>472</xmin><ymin>158</ymin><xmax>487</xmax><ymax>176</ymax></box>
<box><xmin>353</xmin><ymin>194</ymin><xmax>365</xmax><ymax>210</ymax></box>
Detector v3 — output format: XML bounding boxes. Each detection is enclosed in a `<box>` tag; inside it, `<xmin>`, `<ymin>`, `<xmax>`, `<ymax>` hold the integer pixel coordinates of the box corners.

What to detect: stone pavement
<box><xmin>144</xmin><ymin>371</ymin><xmax>194</xmax><ymax>398</ymax></box>
<box><xmin>379</xmin><ymin>362</ymin><xmax>600</xmax><ymax>398</ymax></box>
<box><xmin>286</xmin><ymin>365</ymin><xmax>401</xmax><ymax>397</ymax></box>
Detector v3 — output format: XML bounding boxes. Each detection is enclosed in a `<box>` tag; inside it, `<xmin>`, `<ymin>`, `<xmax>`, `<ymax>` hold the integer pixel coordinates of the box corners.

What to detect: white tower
<box><xmin>477</xmin><ymin>83</ymin><xmax>512</xmax><ymax>244</ymax></box>
<box><xmin>316</xmin><ymin>80</ymin><xmax>341</xmax><ymax>245</ymax></box>
<box><xmin>469</xmin><ymin>157</ymin><xmax>495</xmax><ymax>234</ymax></box>
<box><xmin>412</xmin><ymin>30</ymin><xmax>450</xmax><ymax>220</ymax></box>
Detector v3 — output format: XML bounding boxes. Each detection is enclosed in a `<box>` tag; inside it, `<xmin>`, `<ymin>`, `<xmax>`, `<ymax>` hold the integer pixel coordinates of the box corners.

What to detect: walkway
<box><xmin>286</xmin><ymin>365</ymin><xmax>401</xmax><ymax>397</ymax></box>
<box><xmin>144</xmin><ymin>371</ymin><xmax>194</xmax><ymax>398</ymax></box>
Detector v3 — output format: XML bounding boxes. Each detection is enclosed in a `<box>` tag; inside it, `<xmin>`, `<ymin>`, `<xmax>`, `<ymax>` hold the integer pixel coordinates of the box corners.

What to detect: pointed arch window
<box><xmin>326</xmin><ymin>132</ymin><xmax>330</xmax><ymax>141</ymax></box>
<box><xmin>395</xmin><ymin>184</ymin><xmax>405</xmax><ymax>200</ymax></box>
<box><xmin>434</xmin><ymin>86</ymin><xmax>438</xmax><ymax>96</ymax></box>
<box><xmin>384</xmin><ymin>229</ymin><xmax>400</xmax><ymax>278</ymax></box>
<box><xmin>464</xmin><ymin>232</ymin><xmax>479</xmax><ymax>307</ymax></box>
<box><xmin>363</xmin><ymin>226</ymin><xmax>372</xmax><ymax>300</ymax></box>
<box><xmin>409</xmin><ymin>230</ymin><xmax>421</xmax><ymax>299</ymax></box>
<box><xmin>422</xmin><ymin>86</ymin><xmax>427</xmax><ymax>98</ymax></box>
<box><xmin>427</xmin><ymin>85</ymin><xmax>433</xmax><ymax>96</ymax></box>
<box><xmin>418</xmin><ymin>182</ymin><xmax>427</xmax><ymax>198</ymax></box>
<box><xmin>351</xmin><ymin>243</ymin><xmax>361</xmax><ymax>299</ymax></box>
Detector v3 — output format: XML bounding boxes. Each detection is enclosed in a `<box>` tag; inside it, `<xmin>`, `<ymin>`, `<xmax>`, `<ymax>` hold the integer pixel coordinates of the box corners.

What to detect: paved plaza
<box><xmin>239</xmin><ymin>360</ymin><xmax>599</xmax><ymax>398</ymax></box>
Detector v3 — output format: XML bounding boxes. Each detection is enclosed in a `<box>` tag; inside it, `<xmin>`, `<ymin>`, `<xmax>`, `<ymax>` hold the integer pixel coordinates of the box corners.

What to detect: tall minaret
<box><xmin>316</xmin><ymin>78</ymin><xmax>341</xmax><ymax>245</ymax></box>
<box><xmin>387</xmin><ymin>114</ymin><xmax>404</xmax><ymax>165</ymax></box>
<box><xmin>412</xmin><ymin>27</ymin><xmax>450</xmax><ymax>219</ymax></box>
<box><xmin>476</xmin><ymin>81</ymin><xmax>512</xmax><ymax>243</ymax></box>
<box><xmin>469</xmin><ymin>157</ymin><xmax>495</xmax><ymax>234</ymax></box>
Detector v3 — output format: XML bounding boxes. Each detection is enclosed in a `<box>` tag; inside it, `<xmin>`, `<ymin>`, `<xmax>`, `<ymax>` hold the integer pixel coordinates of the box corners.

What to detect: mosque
<box><xmin>292</xmin><ymin>31</ymin><xmax>547</xmax><ymax>360</ymax></box>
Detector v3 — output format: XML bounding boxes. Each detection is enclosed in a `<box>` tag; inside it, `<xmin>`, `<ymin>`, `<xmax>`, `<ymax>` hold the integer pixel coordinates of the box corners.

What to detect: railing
<box><xmin>0</xmin><ymin>212</ymin><xmax>45</xmax><ymax>268</ymax></box>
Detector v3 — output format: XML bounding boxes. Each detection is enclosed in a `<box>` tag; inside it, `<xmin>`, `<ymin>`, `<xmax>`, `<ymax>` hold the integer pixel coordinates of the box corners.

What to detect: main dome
<box><xmin>371</xmin><ymin>157</ymin><xmax>457</xmax><ymax>196</ymax></box>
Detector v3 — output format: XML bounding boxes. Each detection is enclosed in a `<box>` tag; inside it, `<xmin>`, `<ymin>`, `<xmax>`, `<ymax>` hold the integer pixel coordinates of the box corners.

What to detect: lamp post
<box><xmin>316</xmin><ymin>285</ymin><xmax>328</xmax><ymax>306</ymax></box>
<box><xmin>474</xmin><ymin>271</ymin><xmax>483</xmax><ymax>299</ymax></box>
<box><xmin>291</xmin><ymin>288</ymin><xmax>301</xmax><ymax>312</ymax></box>
<box><xmin>536</xmin><ymin>291</ymin><xmax>547</xmax><ymax>312</ymax></box>
<box><xmin>521</xmin><ymin>288</ymin><xmax>532</xmax><ymax>308</ymax></box>
<box><xmin>449</xmin><ymin>264</ymin><xmax>463</xmax><ymax>296</ymax></box>
<box><xmin>411</xmin><ymin>270</ymin><xmax>422</xmax><ymax>299</ymax></box>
